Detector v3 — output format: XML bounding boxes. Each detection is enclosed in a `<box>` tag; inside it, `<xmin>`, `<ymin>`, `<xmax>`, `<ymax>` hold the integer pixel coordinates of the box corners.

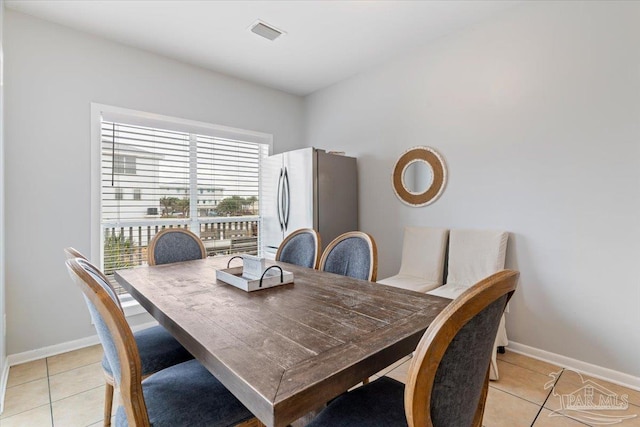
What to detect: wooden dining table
<box><xmin>115</xmin><ymin>256</ymin><xmax>450</xmax><ymax>427</ymax></box>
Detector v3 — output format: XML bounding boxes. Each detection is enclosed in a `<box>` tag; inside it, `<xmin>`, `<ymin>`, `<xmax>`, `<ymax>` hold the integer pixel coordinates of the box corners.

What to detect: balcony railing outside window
<box><xmin>100</xmin><ymin>118</ymin><xmax>267</xmax><ymax>295</ymax></box>
<box><xmin>103</xmin><ymin>217</ymin><xmax>258</xmax><ymax>295</ymax></box>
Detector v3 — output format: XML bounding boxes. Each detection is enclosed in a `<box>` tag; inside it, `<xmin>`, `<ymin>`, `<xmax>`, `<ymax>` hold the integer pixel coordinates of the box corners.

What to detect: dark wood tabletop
<box><xmin>115</xmin><ymin>256</ymin><xmax>450</xmax><ymax>427</ymax></box>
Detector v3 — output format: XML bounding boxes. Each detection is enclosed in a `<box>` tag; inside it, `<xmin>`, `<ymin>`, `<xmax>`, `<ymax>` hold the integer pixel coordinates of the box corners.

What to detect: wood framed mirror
<box><xmin>392</xmin><ymin>146</ymin><xmax>447</xmax><ymax>207</ymax></box>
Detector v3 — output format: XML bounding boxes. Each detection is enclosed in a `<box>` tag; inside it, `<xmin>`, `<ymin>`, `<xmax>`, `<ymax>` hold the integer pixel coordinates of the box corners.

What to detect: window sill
<box><xmin>120</xmin><ymin>298</ymin><xmax>148</xmax><ymax>317</ymax></box>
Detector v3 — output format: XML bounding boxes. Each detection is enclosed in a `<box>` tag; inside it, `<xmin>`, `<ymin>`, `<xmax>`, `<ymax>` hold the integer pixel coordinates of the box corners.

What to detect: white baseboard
<box><xmin>508</xmin><ymin>341</ymin><xmax>640</xmax><ymax>392</ymax></box>
<box><xmin>6</xmin><ymin>321</ymin><xmax>158</xmax><ymax>367</ymax></box>
<box><xmin>0</xmin><ymin>358</ymin><xmax>9</xmax><ymax>413</ymax></box>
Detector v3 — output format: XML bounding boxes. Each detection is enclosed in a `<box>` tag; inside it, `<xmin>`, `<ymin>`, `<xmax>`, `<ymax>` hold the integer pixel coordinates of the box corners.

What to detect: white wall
<box><xmin>3</xmin><ymin>10</ymin><xmax>304</xmax><ymax>355</ymax></box>
<box><xmin>4</xmin><ymin>1</ymin><xmax>639</xmax><ymax>382</ymax></box>
<box><xmin>305</xmin><ymin>1</ymin><xmax>640</xmax><ymax>377</ymax></box>
<box><xmin>0</xmin><ymin>0</ymin><xmax>7</xmax><ymax>399</ymax></box>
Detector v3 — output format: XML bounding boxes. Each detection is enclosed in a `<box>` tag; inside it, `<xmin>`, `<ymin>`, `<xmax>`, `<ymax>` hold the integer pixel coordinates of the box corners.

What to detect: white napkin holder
<box><xmin>216</xmin><ymin>255</ymin><xmax>294</xmax><ymax>292</ymax></box>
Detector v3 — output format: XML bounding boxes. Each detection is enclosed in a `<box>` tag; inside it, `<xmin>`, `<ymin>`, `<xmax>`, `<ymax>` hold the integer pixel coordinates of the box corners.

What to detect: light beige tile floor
<box><xmin>1</xmin><ymin>345</ymin><xmax>638</xmax><ymax>426</ymax></box>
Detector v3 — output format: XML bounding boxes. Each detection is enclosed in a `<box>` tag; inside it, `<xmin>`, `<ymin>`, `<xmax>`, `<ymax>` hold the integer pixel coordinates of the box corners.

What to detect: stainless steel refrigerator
<box><xmin>260</xmin><ymin>147</ymin><xmax>358</xmax><ymax>259</ymax></box>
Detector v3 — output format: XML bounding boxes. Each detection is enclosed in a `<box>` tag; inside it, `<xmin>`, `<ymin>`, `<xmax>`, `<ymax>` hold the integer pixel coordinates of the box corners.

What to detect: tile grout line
<box><xmin>46</xmin><ymin>357</ymin><xmax>105</xmax><ymax>427</ymax></box>
<box><xmin>478</xmin><ymin>353</ymin><xmax>560</xmax><ymax>426</ymax></box>
<box><xmin>488</xmin><ymin>382</ymin><xmax>548</xmax><ymax>408</ymax></box>
<box><xmin>3</xmin><ymin>350</ymin><xmax>637</xmax><ymax>426</ymax></box>
<box><xmin>492</xmin><ymin>355</ymin><xmax>571</xmax><ymax>409</ymax></box>
<box><xmin>45</xmin><ymin>357</ymin><xmax>55</xmax><ymax>427</ymax></box>
<box><xmin>498</xmin><ymin>357</ymin><xmax>559</xmax><ymax>378</ymax></box>
<box><xmin>533</xmin><ymin>368</ymin><xmax>592</xmax><ymax>427</ymax></box>
<box><xmin>499</xmin><ymin>351</ymin><xmax>570</xmax><ymax>424</ymax></box>
<box><xmin>530</xmin><ymin>367</ymin><xmax>562</xmax><ymax>426</ymax></box>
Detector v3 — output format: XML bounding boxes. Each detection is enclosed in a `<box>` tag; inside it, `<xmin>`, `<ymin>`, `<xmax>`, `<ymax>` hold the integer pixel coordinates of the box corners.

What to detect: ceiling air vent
<box><xmin>250</xmin><ymin>20</ymin><xmax>285</xmax><ymax>41</ymax></box>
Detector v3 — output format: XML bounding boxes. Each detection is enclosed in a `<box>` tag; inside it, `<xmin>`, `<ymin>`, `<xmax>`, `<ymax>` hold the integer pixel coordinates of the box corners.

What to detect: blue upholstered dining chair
<box><xmin>64</xmin><ymin>248</ymin><xmax>194</xmax><ymax>427</ymax></box>
<box><xmin>318</xmin><ymin>231</ymin><xmax>378</xmax><ymax>282</ymax></box>
<box><xmin>147</xmin><ymin>228</ymin><xmax>207</xmax><ymax>266</ymax></box>
<box><xmin>306</xmin><ymin>270</ymin><xmax>519</xmax><ymax>427</ymax></box>
<box><xmin>65</xmin><ymin>257</ymin><xmax>256</xmax><ymax>427</ymax></box>
<box><xmin>276</xmin><ymin>228</ymin><xmax>322</xmax><ymax>269</ymax></box>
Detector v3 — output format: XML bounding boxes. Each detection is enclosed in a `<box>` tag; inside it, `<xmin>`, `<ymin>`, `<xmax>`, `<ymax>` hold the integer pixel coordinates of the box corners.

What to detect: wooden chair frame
<box><xmin>63</xmin><ymin>247</ymin><xmax>87</xmax><ymax>261</ymax></box>
<box><xmin>275</xmin><ymin>228</ymin><xmax>322</xmax><ymax>269</ymax></box>
<box><xmin>404</xmin><ymin>270</ymin><xmax>519</xmax><ymax>427</ymax></box>
<box><xmin>147</xmin><ymin>228</ymin><xmax>207</xmax><ymax>266</ymax></box>
<box><xmin>66</xmin><ymin>258</ymin><xmax>150</xmax><ymax>426</ymax></box>
<box><xmin>66</xmin><ymin>257</ymin><xmax>264</xmax><ymax>427</ymax></box>
<box><xmin>65</xmin><ymin>247</ymin><xmax>124</xmax><ymax>425</ymax></box>
<box><xmin>318</xmin><ymin>231</ymin><xmax>378</xmax><ymax>282</ymax></box>
<box><xmin>64</xmin><ymin>247</ymin><xmax>122</xmax><ymax>308</ymax></box>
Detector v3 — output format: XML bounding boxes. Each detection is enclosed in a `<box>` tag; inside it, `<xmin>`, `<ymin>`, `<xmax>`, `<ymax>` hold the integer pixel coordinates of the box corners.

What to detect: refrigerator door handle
<box><xmin>283</xmin><ymin>167</ymin><xmax>291</xmax><ymax>231</ymax></box>
<box><xmin>277</xmin><ymin>167</ymin><xmax>284</xmax><ymax>232</ymax></box>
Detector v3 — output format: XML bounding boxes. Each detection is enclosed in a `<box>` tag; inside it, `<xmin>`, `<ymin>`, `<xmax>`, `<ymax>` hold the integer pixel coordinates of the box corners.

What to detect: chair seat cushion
<box><xmin>102</xmin><ymin>325</ymin><xmax>193</xmax><ymax>377</ymax></box>
<box><xmin>426</xmin><ymin>283</ymin><xmax>466</xmax><ymax>299</ymax></box>
<box><xmin>377</xmin><ymin>275</ymin><xmax>440</xmax><ymax>293</ymax></box>
<box><xmin>307</xmin><ymin>376</ymin><xmax>407</xmax><ymax>427</ymax></box>
<box><xmin>115</xmin><ymin>359</ymin><xmax>253</xmax><ymax>427</ymax></box>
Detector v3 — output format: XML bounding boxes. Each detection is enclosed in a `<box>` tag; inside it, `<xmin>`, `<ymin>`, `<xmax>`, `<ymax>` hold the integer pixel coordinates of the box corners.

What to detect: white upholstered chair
<box><xmin>377</xmin><ymin>227</ymin><xmax>449</xmax><ymax>293</ymax></box>
<box><xmin>428</xmin><ymin>229</ymin><xmax>509</xmax><ymax>380</ymax></box>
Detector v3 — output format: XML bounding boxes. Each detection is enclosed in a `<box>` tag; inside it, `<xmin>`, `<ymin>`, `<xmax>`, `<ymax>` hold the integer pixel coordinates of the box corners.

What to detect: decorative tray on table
<box><xmin>216</xmin><ymin>255</ymin><xmax>294</xmax><ymax>292</ymax></box>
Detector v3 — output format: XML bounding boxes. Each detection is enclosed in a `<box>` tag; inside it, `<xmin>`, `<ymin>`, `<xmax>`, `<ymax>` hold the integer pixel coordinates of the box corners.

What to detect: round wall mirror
<box><xmin>392</xmin><ymin>146</ymin><xmax>447</xmax><ymax>207</ymax></box>
<box><xmin>402</xmin><ymin>160</ymin><xmax>434</xmax><ymax>194</ymax></box>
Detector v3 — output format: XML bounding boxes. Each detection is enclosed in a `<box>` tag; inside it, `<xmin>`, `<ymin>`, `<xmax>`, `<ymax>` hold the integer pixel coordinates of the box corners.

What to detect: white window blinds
<box><xmin>100</xmin><ymin>119</ymin><xmax>268</xmax><ymax>294</ymax></box>
<box><xmin>102</xmin><ymin>122</ymin><xmax>190</xmax><ymax>221</ymax></box>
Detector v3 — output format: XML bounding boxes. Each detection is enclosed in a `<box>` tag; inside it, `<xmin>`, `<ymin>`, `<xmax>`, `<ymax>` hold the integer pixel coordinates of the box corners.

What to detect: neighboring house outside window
<box><xmin>114</xmin><ymin>154</ymin><xmax>137</xmax><ymax>174</ymax></box>
<box><xmin>93</xmin><ymin>105</ymin><xmax>271</xmax><ymax>298</ymax></box>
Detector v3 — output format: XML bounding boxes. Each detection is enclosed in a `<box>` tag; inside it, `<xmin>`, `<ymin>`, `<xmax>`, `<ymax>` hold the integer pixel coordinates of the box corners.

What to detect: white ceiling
<box><xmin>6</xmin><ymin>1</ymin><xmax>519</xmax><ymax>96</ymax></box>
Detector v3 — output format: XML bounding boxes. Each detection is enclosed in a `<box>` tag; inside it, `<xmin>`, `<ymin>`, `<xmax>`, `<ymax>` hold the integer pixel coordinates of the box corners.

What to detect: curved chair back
<box><xmin>148</xmin><ymin>228</ymin><xmax>207</xmax><ymax>266</ymax></box>
<box><xmin>66</xmin><ymin>257</ymin><xmax>150</xmax><ymax>425</ymax></box>
<box><xmin>319</xmin><ymin>232</ymin><xmax>378</xmax><ymax>282</ymax></box>
<box><xmin>276</xmin><ymin>228</ymin><xmax>321</xmax><ymax>269</ymax></box>
<box><xmin>398</xmin><ymin>227</ymin><xmax>449</xmax><ymax>283</ymax></box>
<box><xmin>446</xmin><ymin>229</ymin><xmax>509</xmax><ymax>288</ymax></box>
<box><xmin>64</xmin><ymin>247</ymin><xmax>124</xmax><ymax>312</ymax></box>
<box><xmin>405</xmin><ymin>270</ymin><xmax>519</xmax><ymax>427</ymax></box>
<box><xmin>63</xmin><ymin>247</ymin><xmax>88</xmax><ymax>261</ymax></box>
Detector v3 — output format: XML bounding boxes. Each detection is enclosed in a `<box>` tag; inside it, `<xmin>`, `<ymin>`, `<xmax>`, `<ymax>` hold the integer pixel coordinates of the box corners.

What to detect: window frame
<box><xmin>91</xmin><ymin>103</ymin><xmax>273</xmax><ymax>316</ymax></box>
<box><xmin>114</xmin><ymin>154</ymin><xmax>137</xmax><ymax>175</ymax></box>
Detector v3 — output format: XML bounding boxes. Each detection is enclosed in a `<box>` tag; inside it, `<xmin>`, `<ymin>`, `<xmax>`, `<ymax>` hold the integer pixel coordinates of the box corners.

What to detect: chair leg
<box><xmin>104</xmin><ymin>381</ymin><xmax>114</xmax><ymax>427</ymax></box>
<box><xmin>489</xmin><ymin>351</ymin><xmax>499</xmax><ymax>381</ymax></box>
